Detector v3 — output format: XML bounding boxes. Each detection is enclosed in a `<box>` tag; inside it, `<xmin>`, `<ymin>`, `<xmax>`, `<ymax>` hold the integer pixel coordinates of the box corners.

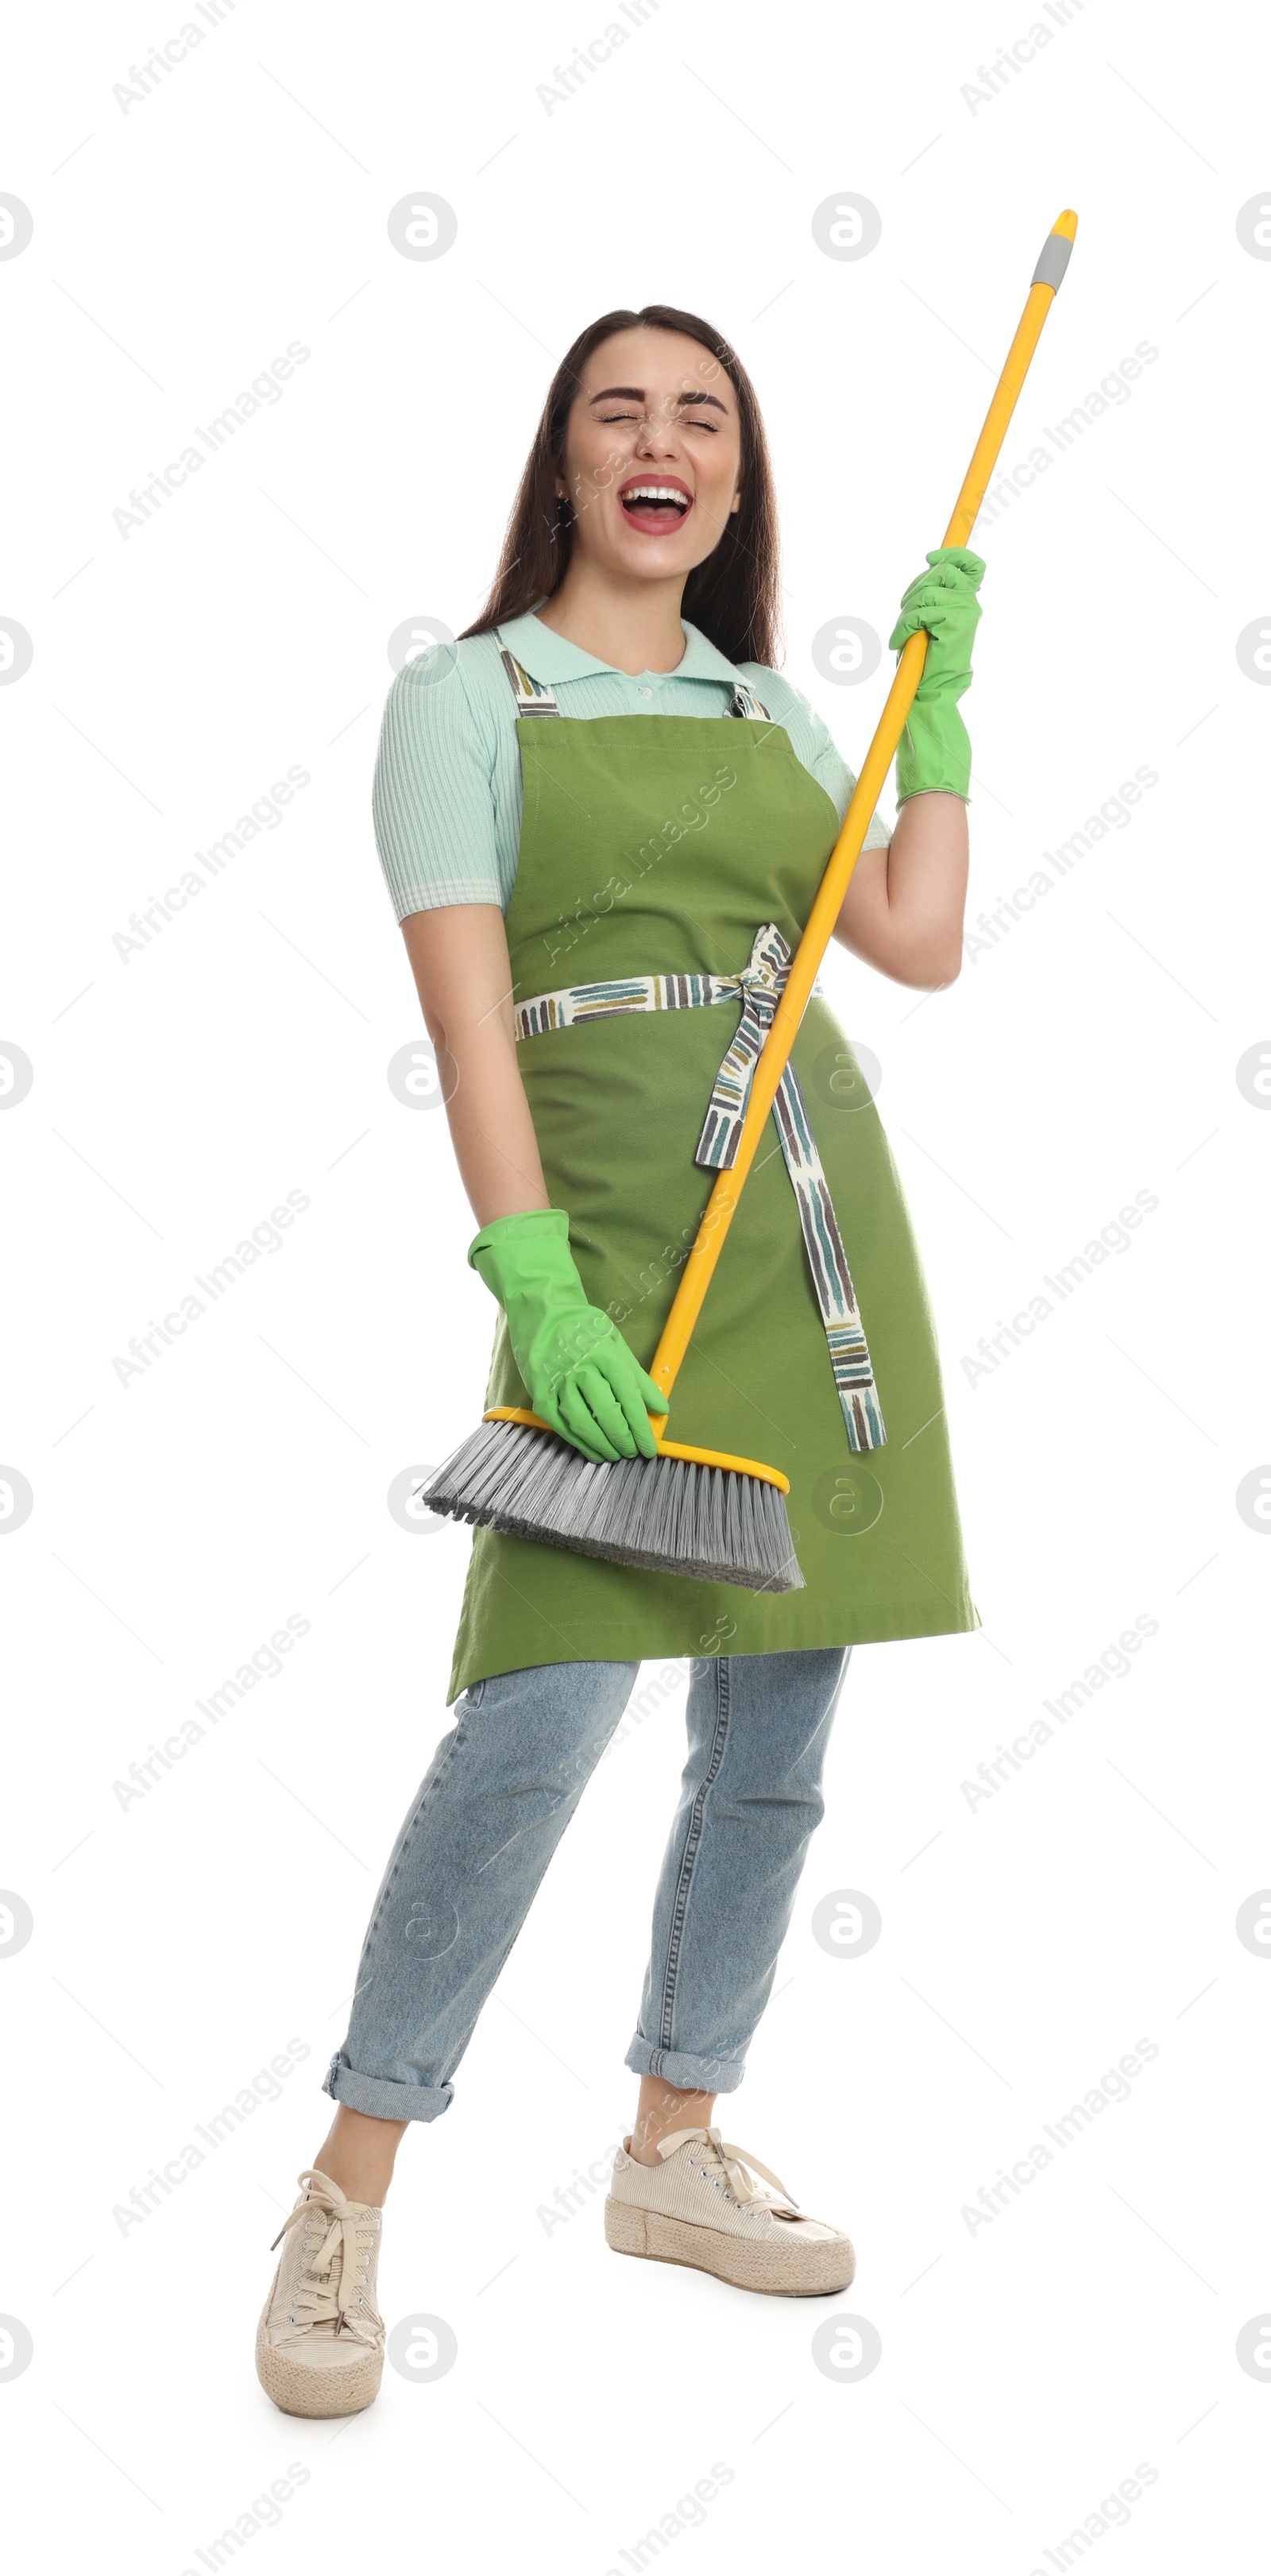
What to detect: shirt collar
<box><xmin>496</xmin><ymin>603</ymin><xmax>744</xmax><ymax>689</ymax></box>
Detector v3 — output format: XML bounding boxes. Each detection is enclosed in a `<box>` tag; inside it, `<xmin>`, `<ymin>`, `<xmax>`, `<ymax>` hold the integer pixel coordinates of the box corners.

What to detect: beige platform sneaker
<box><xmin>256</xmin><ymin>2168</ymin><xmax>385</xmax><ymax>2416</ymax></box>
<box><xmin>605</xmin><ymin>2125</ymin><xmax>855</xmax><ymax>2297</ymax></box>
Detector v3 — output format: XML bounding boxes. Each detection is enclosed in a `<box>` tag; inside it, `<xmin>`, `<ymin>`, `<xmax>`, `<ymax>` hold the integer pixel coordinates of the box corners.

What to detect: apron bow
<box><xmin>693</xmin><ymin>920</ymin><xmax>797</xmax><ymax>1170</ymax></box>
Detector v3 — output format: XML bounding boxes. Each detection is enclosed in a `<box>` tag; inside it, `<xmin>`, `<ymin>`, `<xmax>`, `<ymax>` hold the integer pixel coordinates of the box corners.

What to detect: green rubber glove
<box><xmin>887</xmin><ymin>546</ymin><xmax>985</xmax><ymax>803</ymax></box>
<box><xmin>468</xmin><ymin>1205</ymin><xmax>669</xmax><ymax>1466</ymax></box>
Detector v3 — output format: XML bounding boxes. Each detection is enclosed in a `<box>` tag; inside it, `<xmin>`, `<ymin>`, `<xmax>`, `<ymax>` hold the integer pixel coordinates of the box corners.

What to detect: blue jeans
<box><xmin>323</xmin><ymin>1647</ymin><xmax>851</xmax><ymax>2121</ymax></box>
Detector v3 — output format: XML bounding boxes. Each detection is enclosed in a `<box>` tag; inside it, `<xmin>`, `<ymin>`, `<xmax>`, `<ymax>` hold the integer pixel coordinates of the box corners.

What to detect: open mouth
<box><xmin>619</xmin><ymin>479</ymin><xmax>693</xmax><ymax>534</ymax></box>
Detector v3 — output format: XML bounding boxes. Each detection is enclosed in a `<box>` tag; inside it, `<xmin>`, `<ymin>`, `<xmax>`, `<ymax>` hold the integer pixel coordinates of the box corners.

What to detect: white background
<box><xmin>3</xmin><ymin>0</ymin><xmax>1270</xmax><ymax>2566</ymax></box>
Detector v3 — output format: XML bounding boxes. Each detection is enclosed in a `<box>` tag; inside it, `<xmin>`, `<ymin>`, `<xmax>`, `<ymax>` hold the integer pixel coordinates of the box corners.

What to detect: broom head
<box><xmin>419</xmin><ymin>1413</ymin><xmax>805</xmax><ymax>1594</ymax></box>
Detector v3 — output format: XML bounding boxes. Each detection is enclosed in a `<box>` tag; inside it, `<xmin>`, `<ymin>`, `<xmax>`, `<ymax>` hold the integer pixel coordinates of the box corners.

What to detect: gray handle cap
<box><xmin>1031</xmin><ymin>231</ymin><xmax>1073</xmax><ymax>291</ymax></box>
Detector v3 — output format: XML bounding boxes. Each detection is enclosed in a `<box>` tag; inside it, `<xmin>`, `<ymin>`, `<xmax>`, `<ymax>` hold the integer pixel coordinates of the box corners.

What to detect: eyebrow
<box><xmin>586</xmin><ymin>385</ymin><xmax>729</xmax><ymax>413</ymax></box>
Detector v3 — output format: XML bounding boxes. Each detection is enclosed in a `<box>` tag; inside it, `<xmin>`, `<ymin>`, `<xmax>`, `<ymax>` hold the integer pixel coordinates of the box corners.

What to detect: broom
<box><xmin>422</xmin><ymin>211</ymin><xmax>1078</xmax><ymax>1590</ymax></box>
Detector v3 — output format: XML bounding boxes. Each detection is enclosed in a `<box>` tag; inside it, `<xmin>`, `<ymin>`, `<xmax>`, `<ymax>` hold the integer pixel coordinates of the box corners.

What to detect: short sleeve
<box><xmin>748</xmin><ymin>668</ymin><xmax>892</xmax><ymax>849</ymax></box>
<box><xmin>371</xmin><ymin>648</ymin><xmax>503</xmax><ymax>921</ymax></box>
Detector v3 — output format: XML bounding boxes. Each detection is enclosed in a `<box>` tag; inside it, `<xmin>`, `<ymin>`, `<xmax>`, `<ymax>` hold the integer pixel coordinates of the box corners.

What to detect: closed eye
<box><xmin>597</xmin><ymin>410</ymin><xmax>718</xmax><ymax>431</ymax></box>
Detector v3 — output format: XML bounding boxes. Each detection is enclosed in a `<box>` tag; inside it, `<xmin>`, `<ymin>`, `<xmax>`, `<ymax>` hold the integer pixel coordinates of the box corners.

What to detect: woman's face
<box><xmin>554</xmin><ymin>327</ymin><xmax>743</xmax><ymax>583</ymax></box>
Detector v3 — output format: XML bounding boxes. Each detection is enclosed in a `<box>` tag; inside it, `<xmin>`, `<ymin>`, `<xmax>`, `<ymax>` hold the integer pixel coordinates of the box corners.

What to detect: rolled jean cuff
<box><xmin>323</xmin><ymin>2052</ymin><xmax>454</xmax><ymax>2124</ymax></box>
<box><xmin>624</xmin><ymin>2036</ymin><xmax>746</xmax><ymax>2096</ymax></box>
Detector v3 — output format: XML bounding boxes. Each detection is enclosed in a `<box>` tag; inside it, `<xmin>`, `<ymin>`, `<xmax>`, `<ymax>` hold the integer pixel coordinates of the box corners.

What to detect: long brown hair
<box><xmin>459</xmin><ymin>304</ymin><xmax>782</xmax><ymax>669</ymax></box>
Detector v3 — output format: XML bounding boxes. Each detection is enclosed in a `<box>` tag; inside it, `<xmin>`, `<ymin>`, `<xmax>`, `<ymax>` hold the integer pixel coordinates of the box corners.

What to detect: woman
<box><xmin>257</xmin><ymin>304</ymin><xmax>983</xmax><ymax>2416</ymax></box>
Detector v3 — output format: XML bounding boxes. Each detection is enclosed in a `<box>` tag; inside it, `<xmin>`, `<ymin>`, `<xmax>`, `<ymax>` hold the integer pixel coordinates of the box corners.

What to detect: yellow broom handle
<box><xmin>649</xmin><ymin>208</ymin><xmax>1078</xmax><ymax>1407</ymax></box>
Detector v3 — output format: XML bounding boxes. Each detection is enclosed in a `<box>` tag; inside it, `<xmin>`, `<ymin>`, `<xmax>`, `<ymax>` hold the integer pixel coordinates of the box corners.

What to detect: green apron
<box><xmin>446</xmin><ymin>666</ymin><xmax>979</xmax><ymax>1703</ymax></box>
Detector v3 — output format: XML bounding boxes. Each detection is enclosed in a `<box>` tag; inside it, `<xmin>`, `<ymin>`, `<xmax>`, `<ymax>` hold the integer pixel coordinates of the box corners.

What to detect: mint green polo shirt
<box><xmin>371</xmin><ymin>604</ymin><xmax>892</xmax><ymax>923</ymax></box>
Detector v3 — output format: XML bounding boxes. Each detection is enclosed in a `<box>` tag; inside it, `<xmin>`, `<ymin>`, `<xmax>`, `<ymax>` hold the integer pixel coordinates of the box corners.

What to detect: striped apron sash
<box><xmin>513</xmin><ymin>923</ymin><xmax>886</xmax><ymax>1454</ymax></box>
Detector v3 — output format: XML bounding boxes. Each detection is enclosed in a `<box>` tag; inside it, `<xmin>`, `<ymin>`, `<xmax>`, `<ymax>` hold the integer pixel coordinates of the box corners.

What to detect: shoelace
<box><xmin>268</xmin><ymin>2169</ymin><xmax>381</xmax><ymax>2346</ymax></box>
<box><xmin>654</xmin><ymin>2125</ymin><xmax>799</xmax><ymax>2214</ymax></box>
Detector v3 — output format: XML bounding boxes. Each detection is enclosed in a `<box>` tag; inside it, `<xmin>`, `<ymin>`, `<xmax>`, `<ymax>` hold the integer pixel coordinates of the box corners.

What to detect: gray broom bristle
<box><xmin>419</xmin><ymin>1419</ymin><xmax>805</xmax><ymax>1594</ymax></box>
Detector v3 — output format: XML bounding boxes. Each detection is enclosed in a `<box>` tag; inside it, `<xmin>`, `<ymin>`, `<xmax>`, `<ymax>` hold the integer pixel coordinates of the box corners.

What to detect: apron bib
<box><xmin>444</xmin><ymin>653</ymin><xmax>979</xmax><ymax>1702</ymax></box>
